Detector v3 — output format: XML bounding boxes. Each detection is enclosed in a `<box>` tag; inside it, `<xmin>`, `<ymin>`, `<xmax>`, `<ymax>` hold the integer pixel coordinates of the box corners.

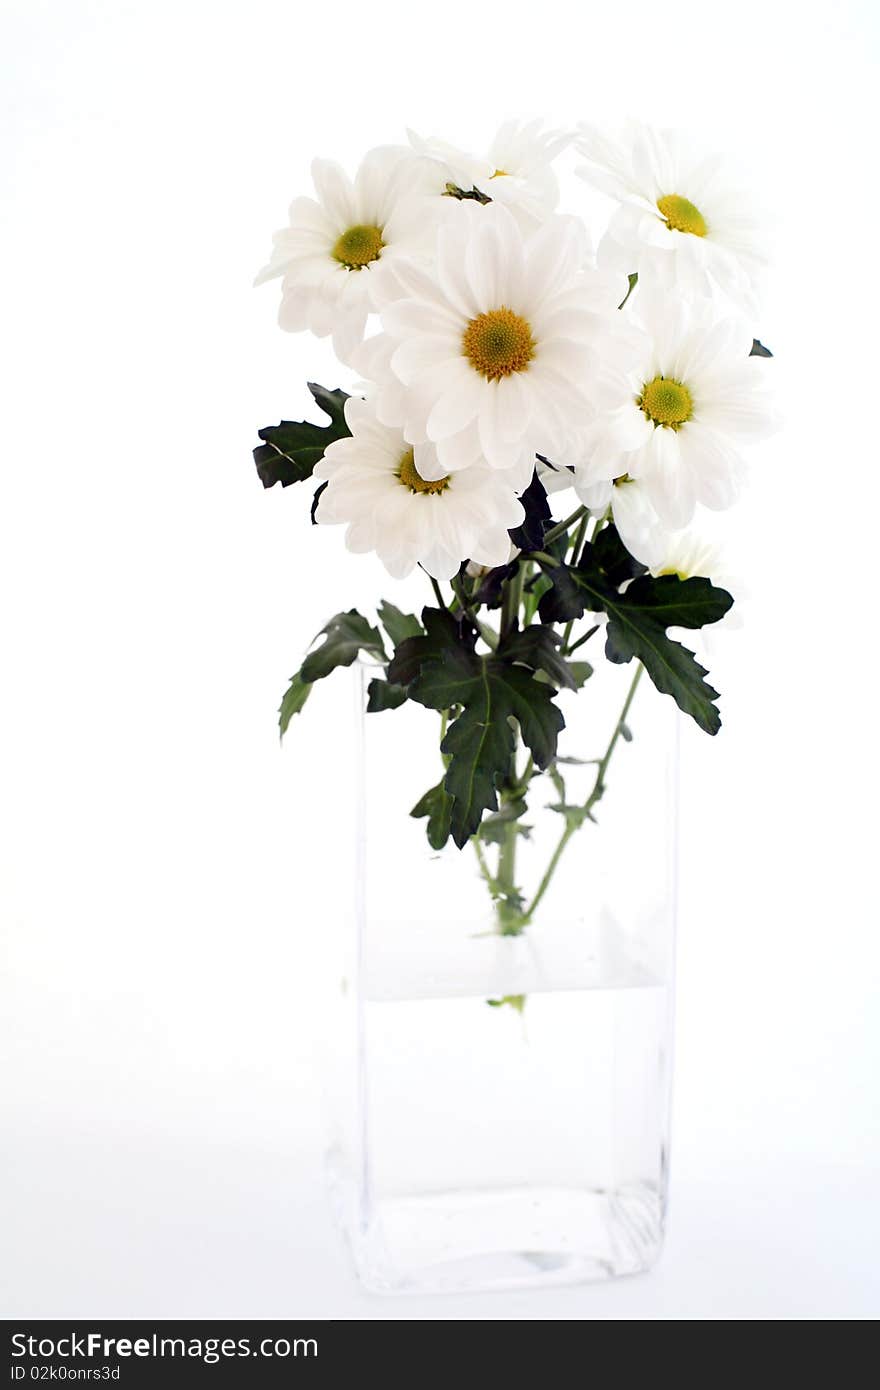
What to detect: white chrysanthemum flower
<box><xmin>575</xmin><ymin>122</ymin><xmax>765</xmax><ymax>310</ymax></box>
<box><xmin>408</xmin><ymin>119</ymin><xmax>572</xmax><ymax>227</ymax></box>
<box><xmin>314</xmin><ymin>396</ymin><xmax>524</xmax><ymax>581</ymax></box>
<box><xmin>254</xmin><ymin>146</ymin><xmax>439</xmax><ymax>361</ymax></box>
<box><xmin>361</xmin><ymin>202</ymin><xmax>641</xmax><ymax>489</ymax></box>
<box><xmin>574</xmin><ymin>293</ymin><xmax>775</xmax><ymax>532</ymax></box>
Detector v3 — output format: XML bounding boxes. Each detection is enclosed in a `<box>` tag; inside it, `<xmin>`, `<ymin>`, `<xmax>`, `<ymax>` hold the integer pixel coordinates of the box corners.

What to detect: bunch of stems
<box><xmin>431</xmin><ymin>506</ymin><xmax>643</xmax><ymax>936</ymax></box>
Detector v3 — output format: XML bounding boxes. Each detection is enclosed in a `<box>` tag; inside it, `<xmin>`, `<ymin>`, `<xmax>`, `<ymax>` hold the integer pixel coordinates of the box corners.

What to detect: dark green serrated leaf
<box><xmin>254</xmin><ymin>383</ymin><xmax>350</xmax><ymax>489</ymax></box>
<box><xmin>537</xmin><ymin>564</ymin><xmax>589</xmax><ymax>623</ymax></box>
<box><xmin>278</xmin><ymin>673</ymin><xmax>312</xmax><ymax>737</ymax></box>
<box><xmin>410</xmin><ymin>779</ymin><xmax>453</xmax><ymax>851</ymax></box>
<box><xmin>386</xmin><ymin>606</ymin><xmax>466</xmax><ymax>687</ymax></box>
<box><xmin>300</xmin><ymin>609</ymin><xmax>385</xmax><ymax>684</ymax></box>
<box><xmin>366</xmin><ymin>678</ymin><xmax>408</xmax><ymax>713</ymax></box>
<box><xmin>407</xmin><ymin>634</ymin><xmax>563</xmax><ymax>849</ymax></box>
<box><xmin>377</xmin><ymin>600</ymin><xmax>422</xmax><ymax>648</ymax></box>
<box><xmin>617</xmin><ymin>573</ymin><xmax>733</xmax><ymax>629</ymax></box>
<box><xmin>508</xmin><ymin>471</ymin><xmax>551</xmax><ymax>552</ymax></box>
<box><xmin>592</xmin><ymin>523</ymin><xmax>648</xmax><ymax>586</ymax></box>
<box><xmin>388</xmin><ymin>607</ymin><xmax>565</xmax><ymax>846</ymax></box>
<box><xmin>437</xmin><ymin>673</ymin><xmax>561</xmax><ymax>848</ymax></box>
<box><xmin>538</xmin><ymin>554</ymin><xmax>731</xmax><ymax>734</ymax></box>
<box><xmin>603</xmin><ymin>615</ymin><xmax>720</xmax><ymax>733</ymax></box>
<box><xmin>471</xmin><ymin>560</ymin><xmax>518</xmax><ymax>610</ymax></box>
<box><xmin>499</xmin><ymin>623</ymin><xmax>577</xmax><ymax>690</ymax></box>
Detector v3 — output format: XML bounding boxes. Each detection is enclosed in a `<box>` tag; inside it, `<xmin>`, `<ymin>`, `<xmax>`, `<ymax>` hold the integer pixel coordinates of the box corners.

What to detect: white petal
<box><xmin>311</xmin><ymin>158</ymin><xmax>356</xmax><ymax>228</ymax></box>
<box><xmin>425</xmin><ymin>368</ymin><xmax>485</xmax><ymax>440</ymax></box>
<box><xmin>640</xmin><ymin>428</ymin><xmax>696</xmax><ymax>529</ymax></box>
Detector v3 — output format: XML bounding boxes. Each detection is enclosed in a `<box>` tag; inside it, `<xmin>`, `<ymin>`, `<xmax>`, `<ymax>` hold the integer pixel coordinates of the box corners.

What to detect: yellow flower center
<box><xmin>638</xmin><ymin>376</ymin><xmax>694</xmax><ymax>430</ymax></box>
<box><xmin>331</xmin><ymin>223</ymin><xmax>384</xmax><ymax>270</ymax></box>
<box><xmin>397</xmin><ymin>449</ymin><xmax>450</xmax><ymax>495</ymax></box>
<box><xmin>462</xmin><ymin>307</ymin><xmax>535</xmax><ymax>381</ymax></box>
<box><xmin>656</xmin><ymin>194</ymin><xmax>708</xmax><ymax>237</ymax></box>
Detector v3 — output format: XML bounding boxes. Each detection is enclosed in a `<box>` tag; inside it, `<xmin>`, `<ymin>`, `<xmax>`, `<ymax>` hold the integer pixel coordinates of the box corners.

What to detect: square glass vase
<box><xmin>323</xmin><ymin>659</ymin><xmax>678</xmax><ymax>1296</ymax></box>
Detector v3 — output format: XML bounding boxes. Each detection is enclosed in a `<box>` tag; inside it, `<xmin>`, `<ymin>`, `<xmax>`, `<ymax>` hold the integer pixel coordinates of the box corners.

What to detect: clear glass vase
<box><xmin>324</xmin><ymin>654</ymin><xmax>678</xmax><ymax>1295</ymax></box>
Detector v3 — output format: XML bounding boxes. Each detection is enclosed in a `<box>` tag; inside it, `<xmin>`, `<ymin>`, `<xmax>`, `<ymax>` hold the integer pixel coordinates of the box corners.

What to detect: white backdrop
<box><xmin>2</xmin><ymin>0</ymin><xmax>878</xmax><ymax>1320</ymax></box>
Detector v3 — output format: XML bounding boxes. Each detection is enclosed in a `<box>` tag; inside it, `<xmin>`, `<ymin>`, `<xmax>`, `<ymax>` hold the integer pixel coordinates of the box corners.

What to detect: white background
<box><xmin>2</xmin><ymin>0</ymin><xmax>878</xmax><ymax>1321</ymax></box>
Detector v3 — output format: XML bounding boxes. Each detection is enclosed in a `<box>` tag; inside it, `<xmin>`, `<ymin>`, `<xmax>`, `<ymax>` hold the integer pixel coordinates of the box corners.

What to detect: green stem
<box><xmin>565</xmin><ymin>624</ymin><xmax>600</xmax><ymax>656</ymax></box>
<box><xmin>584</xmin><ymin>664</ymin><xmax>643</xmax><ymax>814</ymax></box>
<box><xmin>589</xmin><ymin>509</ymin><xmax>610</xmax><ymax>544</ymax></box>
<box><xmin>429</xmin><ymin>575</ymin><xmax>447</xmax><ymax>610</ymax></box>
<box><xmin>560</xmin><ymin>516</ymin><xmax>590</xmax><ymax>649</ymax></box>
<box><xmin>524</xmin><ymin>663</ymin><xmax>644</xmax><ymax>922</ymax></box>
<box><xmin>542</xmin><ymin>505</ymin><xmax>588</xmax><ymax>547</ymax></box>
<box><xmin>569</xmin><ymin>514</ymin><xmax>589</xmax><ymax>562</ymax></box>
<box><xmin>473</xmin><ymin>836</ymin><xmax>496</xmax><ymax>893</ymax></box>
<box><xmin>494</xmin><ymin>800</ymin><xmax>525</xmax><ymax>936</ymax></box>
<box><xmin>525</xmin><ymin>825</ymin><xmax>575</xmax><ymax>925</ymax></box>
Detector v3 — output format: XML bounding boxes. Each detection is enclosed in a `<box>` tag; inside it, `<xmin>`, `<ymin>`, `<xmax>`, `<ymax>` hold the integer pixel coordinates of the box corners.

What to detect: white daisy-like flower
<box><xmin>574</xmin><ymin>292</ymin><xmax>775</xmax><ymax>532</ymax></box>
<box><xmin>314</xmin><ymin>396</ymin><xmax>524</xmax><ymax>581</ymax></box>
<box><xmin>408</xmin><ymin>119</ymin><xmax>572</xmax><ymax>228</ymax></box>
<box><xmin>360</xmin><ymin>201</ymin><xmax>642</xmax><ymax>490</ymax></box>
<box><xmin>254</xmin><ymin>146</ymin><xmax>440</xmax><ymax>362</ymax></box>
<box><xmin>575</xmin><ymin>121</ymin><xmax>765</xmax><ymax>310</ymax></box>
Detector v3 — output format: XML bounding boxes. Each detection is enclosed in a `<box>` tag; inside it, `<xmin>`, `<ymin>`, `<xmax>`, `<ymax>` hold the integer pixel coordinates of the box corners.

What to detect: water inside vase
<box><xmin>328</xmin><ymin>917</ymin><xmax>670</xmax><ymax>1294</ymax></box>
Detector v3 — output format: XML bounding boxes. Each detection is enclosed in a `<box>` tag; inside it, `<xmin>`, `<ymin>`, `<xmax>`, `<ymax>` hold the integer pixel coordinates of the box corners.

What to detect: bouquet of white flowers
<box><xmin>254</xmin><ymin>120</ymin><xmax>774</xmax><ymax>935</ymax></box>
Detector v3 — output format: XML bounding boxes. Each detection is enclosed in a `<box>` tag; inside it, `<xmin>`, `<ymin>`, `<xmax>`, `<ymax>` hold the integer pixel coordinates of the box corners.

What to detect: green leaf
<box><xmin>443</xmin><ymin>181</ymin><xmax>492</xmax><ymax>205</ymax></box>
<box><xmin>508</xmin><ymin>471</ymin><xmax>551</xmax><ymax>553</ymax></box>
<box><xmin>254</xmin><ymin>383</ymin><xmax>350</xmax><ymax>488</ymax></box>
<box><xmin>537</xmin><ymin>563</ymin><xmax>589</xmax><ymax>624</ymax></box>
<box><xmin>498</xmin><ymin>623</ymin><xmax>577</xmax><ymax>690</ymax></box>
<box><xmin>602</xmin><ymin>610</ymin><xmax>722</xmax><ymax>734</ymax></box>
<box><xmin>614</xmin><ymin>573</ymin><xmax>733</xmax><ymax>629</ymax></box>
<box><xmin>619</xmin><ymin>271</ymin><xmax>638</xmax><ymax>309</ymax></box>
<box><xmin>395</xmin><ymin>609</ymin><xmax>564</xmax><ymax>848</ymax></box>
<box><xmin>548</xmin><ymin>800</ymin><xmax>592</xmax><ymax>830</ymax></box>
<box><xmin>486</xmin><ymin>994</ymin><xmax>526</xmax><ymax>1013</ymax></box>
<box><xmin>300</xmin><ymin>609</ymin><xmax>385</xmax><ymax>684</ymax></box>
<box><xmin>546</xmin><ymin>762</ymin><xmax>592</xmax><ymax>830</ymax></box>
<box><xmin>592</xmin><ymin>523</ymin><xmax>647</xmax><ymax>587</ymax></box>
<box><xmin>386</xmin><ymin>606</ymin><xmax>462</xmax><ymax>687</ymax></box>
<box><xmin>750</xmin><ymin>338</ymin><xmax>773</xmax><ymax>357</ymax></box>
<box><xmin>278</xmin><ymin>672</ymin><xmax>312</xmax><ymax>737</ymax></box>
<box><xmin>538</xmin><ymin>555</ymin><xmax>732</xmax><ymax>734</ymax></box>
<box><xmin>568</xmin><ymin>661</ymin><xmax>593</xmax><ymax>688</ymax></box>
<box><xmin>366</xmin><ymin>678</ymin><xmax>408</xmax><ymax>713</ymax></box>
<box><xmin>377</xmin><ymin>600</ymin><xmax>423</xmax><ymax>648</ymax></box>
<box><xmin>410</xmin><ymin>779</ymin><xmax>453</xmax><ymax>851</ymax></box>
<box><xmin>478</xmin><ymin>797</ymin><xmax>531</xmax><ymax>845</ymax></box>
